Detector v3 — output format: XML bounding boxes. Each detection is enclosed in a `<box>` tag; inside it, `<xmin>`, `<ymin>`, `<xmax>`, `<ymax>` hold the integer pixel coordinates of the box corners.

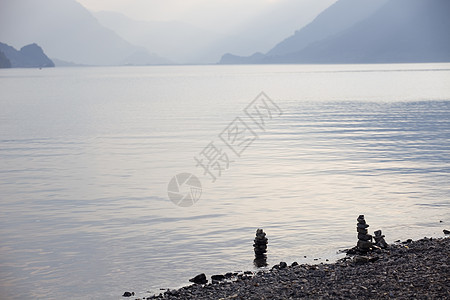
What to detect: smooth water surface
<box><xmin>0</xmin><ymin>64</ymin><xmax>449</xmax><ymax>299</ymax></box>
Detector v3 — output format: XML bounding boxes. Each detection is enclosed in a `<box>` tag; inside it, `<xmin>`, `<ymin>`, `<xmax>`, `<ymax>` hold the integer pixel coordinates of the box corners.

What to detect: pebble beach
<box><xmin>135</xmin><ymin>237</ymin><xmax>449</xmax><ymax>300</ymax></box>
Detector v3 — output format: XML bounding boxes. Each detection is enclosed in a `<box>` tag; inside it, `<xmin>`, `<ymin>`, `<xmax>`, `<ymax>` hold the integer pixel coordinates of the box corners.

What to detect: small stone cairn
<box><xmin>253</xmin><ymin>229</ymin><xmax>268</xmax><ymax>267</ymax></box>
<box><xmin>374</xmin><ymin>229</ymin><xmax>388</xmax><ymax>249</ymax></box>
<box><xmin>254</xmin><ymin>228</ymin><xmax>268</xmax><ymax>256</ymax></box>
<box><xmin>356</xmin><ymin>215</ymin><xmax>373</xmax><ymax>251</ymax></box>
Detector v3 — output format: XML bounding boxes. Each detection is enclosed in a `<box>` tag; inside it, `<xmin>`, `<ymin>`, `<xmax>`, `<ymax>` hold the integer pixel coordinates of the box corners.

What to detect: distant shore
<box><xmin>139</xmin><ymin>237</ymin><xmax>449</xmax><ymax>299</ymax></box>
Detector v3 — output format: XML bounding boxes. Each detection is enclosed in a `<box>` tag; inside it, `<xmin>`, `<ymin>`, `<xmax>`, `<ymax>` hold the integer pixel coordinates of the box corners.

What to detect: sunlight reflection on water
<box><xmin>0</xmin><ymin>64</ymin><xmax>449</xmax><ymax>299</ymax></box>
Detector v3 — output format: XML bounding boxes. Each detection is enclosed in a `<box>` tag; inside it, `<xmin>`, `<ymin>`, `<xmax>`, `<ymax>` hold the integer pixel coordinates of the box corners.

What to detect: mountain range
<box><xmin>0</xmin><ymin>42</ymin><xmax>54</xmax><ymax>68</ymax></box>
<box><xmin>93</xmin><ymin>11</ymin><xmax>239</xmax><ymax>64</ymax></box>
<box><xmin>0</xmin><ymin>0</ymin><xmax>332</xmax><ymax>65</ymax></box>
<box><xmin>93</xmin><ymin>1</ymin><xmax>334</xmax><ymax>64</ymax></box>
<box><xmin>0</xmin><ymin>50</ymin><xmax>11</xmax><ymax>68</ymax></box>
<box><xmin>0</xmin><ymin>0</ymin><xmax>169</xmax><ymax>66</ymax></box>
<box><xmin>1</xmin><ymin>0</ymin><xmax>448</xmax><ymax>66</ymax></box>
<box><xmin>220</xmin><ymin>0</ymin><xmax>450</xmax><ymax>64</ymax></box>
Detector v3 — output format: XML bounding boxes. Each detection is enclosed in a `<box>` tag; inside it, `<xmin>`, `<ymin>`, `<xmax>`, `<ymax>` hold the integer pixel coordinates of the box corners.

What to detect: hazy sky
<box><xmin>77</xmin><ymin>0</ymin><xmax>336</xmax><ymax>35</ymax></box>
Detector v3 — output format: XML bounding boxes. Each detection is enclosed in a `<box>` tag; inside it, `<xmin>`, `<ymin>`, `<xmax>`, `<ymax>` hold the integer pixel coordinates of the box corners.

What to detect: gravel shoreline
<box><xmin>136</xmin><ymin>237</ymin><xmax>449</xmax><ymax>299</ymax></box>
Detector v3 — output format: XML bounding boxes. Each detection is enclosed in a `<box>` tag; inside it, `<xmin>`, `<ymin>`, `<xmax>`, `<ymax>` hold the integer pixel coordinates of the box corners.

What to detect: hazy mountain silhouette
<box><xmin>0</xmin><ymin>42</ymin><xmax>54</xmax><ymax>68</ymax></box>
<box><xmin>267</xmin><ymin>0</ymin><xmax>388</xmax><ymax>57</ymax></box>
<box><xmin>220</xmin><ymin>0</ymin><xmax>450</xmax><ymax>64</ymax></box>
<box><xmin>93</xmin><ymin>1</ymin><xmax>333</xmax><ymax>64</ymax></box>
<box><xmin>220</xmin><ymin>0</ymin><xmax>387</xmax><ymax>64</ymax></box>
<box><xmin>0</xmin><ymin>0</ymin><xmax>169</xmax><ymax>66</ymax></box>
<box><xmin>94</xmin><ymin>10</ymin><xmax>273</xmax><ymax>64</ymax></box>
<box><xmin>0</xmin><ymin>50</ymin><xmax>11</xmax><ymax>68</ymax></box>
<box><xmin>94</xmin><ymin>11</ymin><xmax>223</xmax><ymax>64</ymax></box>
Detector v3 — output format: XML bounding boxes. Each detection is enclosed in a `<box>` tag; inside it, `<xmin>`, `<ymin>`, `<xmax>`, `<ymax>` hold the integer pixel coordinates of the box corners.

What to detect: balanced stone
<box><xmin>374</xmin><ymin>230</ymin><xmax>388</xmax><ymax>249</ymax></box>
<box><xmin>357</xmin><ymin>240</ymin><xmax>373</xmax><ymax>250</ymax></box>
<box><xmin>357</xmin><ymin>227</ymin><xmax>369</xmax><ymax>234</ymax></box>
<box><xmin>253</xmin><ymin>229</ymin><xmax>268</xmax><ymax>256</ymax></box>
<box><xmin>358</xmin><ymin>233</ymin><xmax>373</xmax><ymax>241</ymax></box>
<box><xmin>253</xmin><ymin>229</ymin><xmax>268</xmax><ymax>267</ymax></box>
<box><xmin>356</xmin><ymin>215</ymin><xmax>373</xmax><ymax>251</ymax></box>
<box><xmin>357</xmin><ymin>215</ymin><xmax>366</xmax><ymax>224</ymax></box>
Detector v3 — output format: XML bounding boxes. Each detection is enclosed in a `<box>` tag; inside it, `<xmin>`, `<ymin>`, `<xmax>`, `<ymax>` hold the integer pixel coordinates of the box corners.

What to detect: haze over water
<box><xmin>1</xmin><ymin>63</ymin><xmax>449</xmax><ymax>299</ymax></box>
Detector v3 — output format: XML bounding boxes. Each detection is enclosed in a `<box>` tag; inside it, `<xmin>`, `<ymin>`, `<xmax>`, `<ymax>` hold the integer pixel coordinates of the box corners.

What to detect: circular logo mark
<box><xmin>167</xmin><ymin>173</ymin><xmax>202</xmax><ymax>207</ymax></box>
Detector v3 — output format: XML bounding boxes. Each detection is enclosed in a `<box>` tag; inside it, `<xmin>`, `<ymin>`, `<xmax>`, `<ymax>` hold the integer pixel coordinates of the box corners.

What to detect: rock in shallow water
<box><xmin>253</xmin><ymin>228</ymin><xmax>268</xmax><ymax>256</ymax></box>
<box><xmin>189</xmin><ymin>273</ymin><xmax>208</xmax><ymax>284</ymax></box>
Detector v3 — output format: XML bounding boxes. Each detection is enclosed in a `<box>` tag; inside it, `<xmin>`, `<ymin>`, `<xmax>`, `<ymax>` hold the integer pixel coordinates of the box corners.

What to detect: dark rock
<box><xmin>353</xmin><ymin>255</ymin><xmax>370</xmax><ymax>264</ymax></box>
<box><xmin>254</xmin><ymin>229</ymin><xmax>269</xmax><ymax>256</ymax></box>
<box><xmin>254</xmin><ymin>255</ymin><xmax>268</xmax><ymax>268</ymax></box>
<box><xmin>122</xmin><ymin>291</ymin><xmax>134</xmax><ymax>297</ymax></box>
<box><xmin>224</xmin><ymin>272</ymin><xmax>237</xmax><ymax>279</ymax></box>
<box><xmin>271</xmin><ymin>261</ymin><xmax>288</xmax><ymax>270</ymax></box>
<box><xmin>147</xmin><ymin>238</ymin><xmax>450</xmax><ymax>300</ymax></box>
<box><xmin>357</xmin><ymin>227</ymin><xmax>368</xmax><ymax>234</ymax></box>
<box><xmin>291</xmin><ymin>261</ymin><xmax>299</xmax><ymax>267</ymax></box>
<box><xmin>211</xmin><ymin>274</ymin><xmax>226</xmax><ymax>282</ymax></box>
<box><xmin>374</xmin><ymin>230</ymin><xmax>388</xmax><ymax>248</ymax></box>
<box><xmin>443</xmin><ymin>229</ymin><xmax>450</xmax><ymax>234</ymax></box>
<box><xmin>189</xmin><ymin>273</ymin><xmax>208</xmax><ymax>284</ymax></box>
<box><xmin>357</xmin><ymin>223</ymin><xmax>369</xmax><ymax>229</ymax></box>
<box><xmin>164</xmin><ymin>289</ymin><xmax>178</xmax><ymax>296</ymax></box>
<box><xmin>346</xmin><ymin>248</ymin><xmax>357</xmax><ymax>255</ymax></box>
<box><xmin>368</xmin><ymin>256</ymin><xmax>380</xmax><ymax>262</ymax></box>
<box><xmin>358</xmin><ymin>233</ymin><xmax>373</xmax><ymax>241</ymax></box>
<box><xmin>357</xmin><ymin>215</ymin><xmax>366</xmax><ymax>224</ymax></box>
<box><xmin>357</xmin><ymin>240</ymin><xmax>372</xmax><ymax>250</ymax></box>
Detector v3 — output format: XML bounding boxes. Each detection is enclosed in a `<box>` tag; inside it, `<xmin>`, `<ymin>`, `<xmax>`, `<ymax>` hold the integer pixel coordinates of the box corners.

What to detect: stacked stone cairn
<box><xmin>356</xmin><ymin>215</ymin><xmax>373</xmax><ymax>251</ymax></box>
<box><xmin>253</xmin><ymin>229</ymin><xmax>268</xmax><ymax>267</ymax></box>
<box><xmin>374</xmin><ymin>229</ymin><xmax>388</xmax><ymax>249</ymax></box>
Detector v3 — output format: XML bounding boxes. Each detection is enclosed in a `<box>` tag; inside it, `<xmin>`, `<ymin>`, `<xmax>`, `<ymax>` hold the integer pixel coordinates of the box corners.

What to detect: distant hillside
<box><xmin>0</xmin><ymin>42</ymin><xmax>54</xmax><ymax>68</ymax></box>
<box><xmin>94</xmin><ymin>1</ymin><xmax>334</xmax><ymax>64</ymax></box>
<box><xmin>267</xmin><ymin>0</ymin><xmax>388</xmax><ymax>57</ymax></box>
<box><xmin>94</xmin><ymin>10</ymin><xmax>273</xmax><ymax>64</ymax></box>
<box><xmin>220</xmin><ymin>0</ymin><xmax>450</xmax><ymax>64</ymax></box>
<box><xmin>220</xmin><ymin>0</ymin><xmax>387</xmax><ymax>64</ymax></box>
<box><xmin>94</xmin><ymin>11</ymin><xmax>222</xmax><ymax>64</ymax></box>
<box><xmin>0</xmin><ymin>0</ymin><xmax>169</xmax><ymax>66</ymax></box>
<box><xmin>0</xmin><ymin>50</ymin><xmax>11</xmax><ymax>68</ymax></box>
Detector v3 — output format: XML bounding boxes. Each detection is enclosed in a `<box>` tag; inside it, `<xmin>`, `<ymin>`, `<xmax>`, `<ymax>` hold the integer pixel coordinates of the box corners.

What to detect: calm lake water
<box><xmin>1</xmin><ymin>64</ymin><xmax>449</xmax><ymax>299</ymax></box>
